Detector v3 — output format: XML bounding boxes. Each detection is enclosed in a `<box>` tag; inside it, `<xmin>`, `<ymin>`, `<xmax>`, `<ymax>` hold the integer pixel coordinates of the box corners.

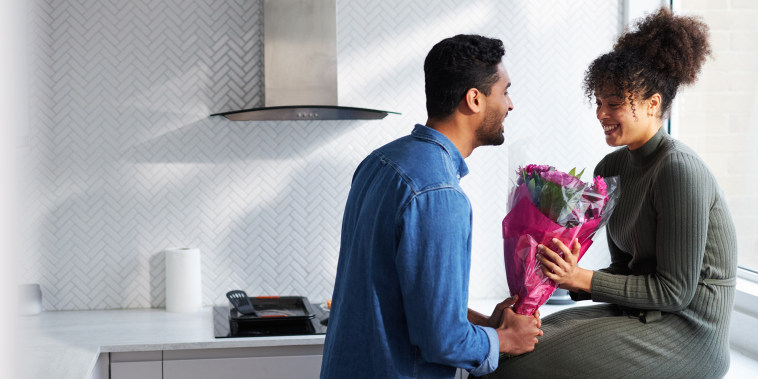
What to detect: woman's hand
<box><xmin>538</xmin><ymin>238</ymin><xmax>593</xmax><ymax>293</ymax></box>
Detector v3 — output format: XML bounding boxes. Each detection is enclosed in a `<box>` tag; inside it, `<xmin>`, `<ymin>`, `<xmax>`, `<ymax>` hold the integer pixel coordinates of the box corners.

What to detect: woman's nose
<box><xmin>596</xmin><ymin>106</ymin><xmax>607</xmax><ymax>120</ymax></box>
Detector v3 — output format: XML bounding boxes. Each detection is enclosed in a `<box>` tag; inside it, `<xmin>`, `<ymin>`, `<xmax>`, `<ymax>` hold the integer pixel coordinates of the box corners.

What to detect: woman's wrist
<box><xmin>577</xmin><ymin>268</ymin><xmax>593</xmax><ymax>293</ymax></box>
<box><xmin>564</xmin><ymin>268</ymin><xmax>593</xmax><ymax>293</ymax></box>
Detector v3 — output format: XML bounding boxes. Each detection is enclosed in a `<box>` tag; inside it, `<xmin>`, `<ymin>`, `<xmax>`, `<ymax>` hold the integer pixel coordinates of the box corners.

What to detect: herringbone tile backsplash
<box><xmin>20</xmin><ymin>0</ymin><xmax>620</xmax><ymax>310</ymax></box>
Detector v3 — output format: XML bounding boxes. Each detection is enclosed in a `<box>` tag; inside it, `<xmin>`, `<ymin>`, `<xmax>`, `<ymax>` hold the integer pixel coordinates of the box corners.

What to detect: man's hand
<box><xmin>467</xmin><ymin>296</ymin><xmax>517</xmax><ymax>327</ymax></box>
<box><xmin>495</xmin><ymin>305</ymin><xmax>542</xmax><ymax>355</ymax></box>
<box><xmin>484</xmin><ymin>296</ymin><xmax>517</xmax><ymax>328</ymax></box>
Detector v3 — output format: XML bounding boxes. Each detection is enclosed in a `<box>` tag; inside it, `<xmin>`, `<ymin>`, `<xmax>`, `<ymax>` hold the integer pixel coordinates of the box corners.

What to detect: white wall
<box><xmin>20</xmin><ymin>0</ymin><xmax>621</xmax><ymax>311</ymax></box>
<box><xmin>674</xmin><ymin>0</ymin><xmax>758</xmax><ymax>269</ymax></box>
<box><xmin>3</xmin><ymin>0</ymin><xmax>25</xmax><ymax>372</ymax></box>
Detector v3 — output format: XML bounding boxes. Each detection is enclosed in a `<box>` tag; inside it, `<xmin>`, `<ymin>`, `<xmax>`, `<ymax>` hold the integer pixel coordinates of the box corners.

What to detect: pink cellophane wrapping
<box><xmin>503</xmin><ymin>184</ymin><xmax>603</xmax><ymax>315</ymax></box>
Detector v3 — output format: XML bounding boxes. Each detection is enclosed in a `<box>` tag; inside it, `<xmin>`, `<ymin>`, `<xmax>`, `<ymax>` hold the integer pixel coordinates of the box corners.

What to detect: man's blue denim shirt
<box><xmin>320</xmin><ymin>124</ymin><xmax>499</xmax><ymax>378</ymax></box>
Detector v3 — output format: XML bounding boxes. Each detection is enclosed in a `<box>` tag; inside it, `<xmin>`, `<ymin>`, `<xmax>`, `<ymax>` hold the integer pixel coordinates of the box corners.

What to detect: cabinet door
<box><xmin>110</xmin><ymin>351</ymin><xmax>162</xmax><ymax>379</ymax></box>
<box><xmin>90</xmin><ymin>353</ymin><xmax>109</xmax><ymax>379</ymax></box>
<box><xmin>163</xmin><ymin>345</ymin><xmax>323</xmax><ymax>379</ymax></box>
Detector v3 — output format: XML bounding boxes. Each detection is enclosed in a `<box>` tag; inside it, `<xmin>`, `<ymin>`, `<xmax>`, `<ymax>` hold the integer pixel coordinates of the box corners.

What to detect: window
<box><xmin>672</xmin><ymin>0</ymin><xmax>758</xmax><ymax>274</ymax></box>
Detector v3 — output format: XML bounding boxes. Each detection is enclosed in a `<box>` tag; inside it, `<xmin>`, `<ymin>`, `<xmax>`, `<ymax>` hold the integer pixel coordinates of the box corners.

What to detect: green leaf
<box><xmin>575</xmin><ymin>168</ymin><xmax>585</xmax><ymax>180</ymax></box>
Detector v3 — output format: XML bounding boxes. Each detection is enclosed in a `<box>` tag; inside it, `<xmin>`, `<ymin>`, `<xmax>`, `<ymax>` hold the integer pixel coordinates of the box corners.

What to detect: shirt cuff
<box><xmin>467</xmin><ymin>326</ymin><xmax>499</xmax><ymax>376</ymax></box>
<box><xmin>589</xmin><ymin>270</ymin><xmax>625</xmax><ymax>303</ymax></box>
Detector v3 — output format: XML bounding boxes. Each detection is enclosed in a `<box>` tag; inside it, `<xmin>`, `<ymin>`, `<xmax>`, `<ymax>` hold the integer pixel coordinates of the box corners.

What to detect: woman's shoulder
<box><xmin>654</xmin><ymin>137</ymin><xmax>717</xmax><ymax>188</ymax></box>
<box><xmin>657</xmin><ymin>137</ymin><xmax>710</xmax><ymax>172</ymax></box>
<box><xmin>594</xmin><ymin>147</ymin><xmax>628</xmax><ymax>177</ymax></box>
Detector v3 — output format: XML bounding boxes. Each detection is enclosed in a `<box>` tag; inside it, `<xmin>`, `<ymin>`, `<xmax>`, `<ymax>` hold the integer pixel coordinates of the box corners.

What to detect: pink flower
<box><xmin>540</xmin><ymin>170</ymin><xmax>584</xmax><ymax>189</ymax></box>
<box><xmin>593</xmin><ymin>176</ymin><xmax>607</xmax><ymax>197</ymax></box>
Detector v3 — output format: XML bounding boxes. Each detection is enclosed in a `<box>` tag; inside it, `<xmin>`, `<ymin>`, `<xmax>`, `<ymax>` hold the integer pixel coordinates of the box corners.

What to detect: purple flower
<box><xmin>516</xmin><ymin>164</ymin><xmax>553</xmax><ymax>185</ymax></box>
<box><xmin>521</xmin><ymin>164</ymin><xmax>552</xmax><ymax>176</ymax></box>
<box><xmin>539</xmin><ymin>170</ymin><xmax>584</xmax><ymax>189</ymax></box>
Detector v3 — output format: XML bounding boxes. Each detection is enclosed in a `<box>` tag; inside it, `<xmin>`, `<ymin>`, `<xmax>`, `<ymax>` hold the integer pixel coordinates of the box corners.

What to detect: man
<box><xmin>320</xmin><ymin>34</ymin><xmax>542</xmax><ymax>379</ymax></box>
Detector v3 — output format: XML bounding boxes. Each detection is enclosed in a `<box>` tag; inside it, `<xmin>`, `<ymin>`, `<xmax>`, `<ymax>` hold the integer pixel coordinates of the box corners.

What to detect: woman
<box><xmin>482</xmin><ymin>8</ymin><xmax>738</xmax><ymax>378</ymax></box>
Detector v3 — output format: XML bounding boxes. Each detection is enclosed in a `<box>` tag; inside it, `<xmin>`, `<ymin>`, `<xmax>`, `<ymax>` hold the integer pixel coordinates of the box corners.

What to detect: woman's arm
<box><xmin>544</xmin><ymin>153</ymin><xmax>712</xmax><ymax>310</ymax></box>
<box><xmin>591</xmin><ymin>154</ymin><xmax>712</xmax><ymax>311</ymax></box>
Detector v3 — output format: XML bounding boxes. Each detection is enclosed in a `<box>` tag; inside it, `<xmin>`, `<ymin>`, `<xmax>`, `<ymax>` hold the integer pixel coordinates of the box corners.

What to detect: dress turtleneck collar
<box><xmin>628</xmin><ymin>127</ymin><xmax>668</xmax><ymax>167</ymax></box>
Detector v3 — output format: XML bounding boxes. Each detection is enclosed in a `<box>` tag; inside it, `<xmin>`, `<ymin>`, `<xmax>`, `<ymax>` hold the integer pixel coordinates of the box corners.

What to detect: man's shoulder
<box><xmin>373</xmin><ymin>136</ymin><xmax>460</xmax><ymax>193</ymax></box>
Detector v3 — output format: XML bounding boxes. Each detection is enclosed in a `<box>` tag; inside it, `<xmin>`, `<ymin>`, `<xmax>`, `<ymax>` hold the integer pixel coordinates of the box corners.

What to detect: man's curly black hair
<box><xmin>424</xmin><ymin>34</ymin><xmax>505</xmax><ymax>119</ymax></box>
<box><xmin>583</xmin><ymin>7</ymin><xmax>711</xmax><ymax>118</ymax></box>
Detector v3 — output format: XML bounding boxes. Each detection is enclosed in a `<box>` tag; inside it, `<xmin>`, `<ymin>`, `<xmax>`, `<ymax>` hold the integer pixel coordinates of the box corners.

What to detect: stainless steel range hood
<box><xmin>211</xmin><ymin>0</ymin><xmax>399</xmax><ymax>121</ymax></box>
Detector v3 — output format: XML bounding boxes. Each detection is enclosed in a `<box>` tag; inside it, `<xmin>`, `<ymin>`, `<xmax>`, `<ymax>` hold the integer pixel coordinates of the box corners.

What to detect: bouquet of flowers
<box><xmin>502</xmin><ymin>164</ymin><xmax>619</xmax><ymax>315</ymax></box>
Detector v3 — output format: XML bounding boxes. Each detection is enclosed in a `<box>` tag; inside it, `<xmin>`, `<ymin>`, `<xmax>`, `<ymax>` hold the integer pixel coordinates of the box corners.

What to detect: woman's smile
<box><xmin>602</xmin><ymin>123</ymin><xmax>620</xmax><ymax>134</ymax></box>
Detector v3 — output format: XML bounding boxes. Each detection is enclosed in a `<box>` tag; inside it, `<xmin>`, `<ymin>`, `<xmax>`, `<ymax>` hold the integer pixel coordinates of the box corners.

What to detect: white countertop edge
<box><xmin>98</xmin><ymin>334</ymin><xmax>326</xmax><ymax>353</ymax></box>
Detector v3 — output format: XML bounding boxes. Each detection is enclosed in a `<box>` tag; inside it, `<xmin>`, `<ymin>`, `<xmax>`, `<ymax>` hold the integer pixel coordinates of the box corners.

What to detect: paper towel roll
<box><xmin>165</xmin><ymin>247</ymin><xmax>202</xmax><ymax>313</ymax></box>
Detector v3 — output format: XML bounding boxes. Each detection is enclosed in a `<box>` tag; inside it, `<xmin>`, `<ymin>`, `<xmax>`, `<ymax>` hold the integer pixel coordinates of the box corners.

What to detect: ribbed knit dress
<box><xmin>483</xmin><ymin>128</ymin><xmax>738</xmax><ymax>378</ymax></box>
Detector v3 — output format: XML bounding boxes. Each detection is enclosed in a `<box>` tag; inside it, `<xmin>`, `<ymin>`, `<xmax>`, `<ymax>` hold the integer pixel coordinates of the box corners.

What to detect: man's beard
<box><xmin>476</xmin><ymin>108</ymin><xmax>505</xmax><ymax>146</ymax></box>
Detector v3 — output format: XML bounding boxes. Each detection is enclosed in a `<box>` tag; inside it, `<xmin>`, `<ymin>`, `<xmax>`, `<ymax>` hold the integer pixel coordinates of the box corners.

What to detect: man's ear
<box><xmin>464</xmin><ymin>88</ymin><xmax>483</xmax><ymax>113</ymax></box>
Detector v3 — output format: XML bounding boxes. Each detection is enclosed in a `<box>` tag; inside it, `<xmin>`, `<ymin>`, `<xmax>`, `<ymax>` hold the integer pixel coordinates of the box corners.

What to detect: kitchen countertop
<box><xmin>15</xmin><ymin>307</ymin><xmax>327</xmax><ymax>379</ymax></box>
<box><xmin>15</xmin><ymin>299</ymin><xmax>590</xmax><ymax>379</ymax></box>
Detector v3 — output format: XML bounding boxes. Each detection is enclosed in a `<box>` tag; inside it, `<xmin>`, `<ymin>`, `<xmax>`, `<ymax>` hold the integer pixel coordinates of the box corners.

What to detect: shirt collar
<box><xmin>629</xmin><ymin>126</ymin><xmax>668</xmax><ymax>167</ymax></box>
<box><xmin>411</xmin><ymin>124</ymin><xmax>469</xmax><ymax>179</ymax></box>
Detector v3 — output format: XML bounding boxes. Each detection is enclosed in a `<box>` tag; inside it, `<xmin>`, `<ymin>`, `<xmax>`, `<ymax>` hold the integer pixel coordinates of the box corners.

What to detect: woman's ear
<box><xmin>648</xmin><ymin>93</ymin><xmax>662</xmax><ymax>117</ymax></box>
<box><xmin>464</xmin><ymin>88</ymin><xmax>483</xmax><ymax>113</ymax></box>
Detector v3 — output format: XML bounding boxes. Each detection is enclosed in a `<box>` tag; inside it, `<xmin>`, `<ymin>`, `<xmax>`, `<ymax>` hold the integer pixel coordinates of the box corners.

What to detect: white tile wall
<box><xmin>20</xmin><ymin>0</ymin><xmax>621</xmax><ymax>310</ymax></box>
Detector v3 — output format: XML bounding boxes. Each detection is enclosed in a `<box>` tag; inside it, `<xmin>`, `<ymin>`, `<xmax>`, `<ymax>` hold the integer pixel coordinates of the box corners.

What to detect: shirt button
<box><xmin>456</xmin><ymin>174</ymin><xmax>461</xmax><ymax>179</ymax></box>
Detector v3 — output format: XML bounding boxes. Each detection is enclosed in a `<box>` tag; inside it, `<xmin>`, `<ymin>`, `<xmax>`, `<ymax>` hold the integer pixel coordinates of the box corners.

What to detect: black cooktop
<box><xmin>213</xmin><ymin>298</ymin><xmax>328</xmax><ymax>338</ymax></box>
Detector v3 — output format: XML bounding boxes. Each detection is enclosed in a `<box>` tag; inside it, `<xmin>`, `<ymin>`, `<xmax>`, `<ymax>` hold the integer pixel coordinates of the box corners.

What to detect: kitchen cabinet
<box><xmin>110</xmin><ymin>351</ymin><xmax>161</xmax><ymax>379</ymax></box>
<box><xmin>163</xmin><ymin>345</ymin><xmax>323</xmax><ymax>379</ymax></box>
<box><xmin>90</xmin><ymin>353</ymin><xmax>109</xmax><ymax>379</ymax></box>
<box><xmin>104</xmin><ymin>347</ymin><xmax>472</xmax><ymax>379</ymax></box>
<box><xmin>163</xmin><ymin>345</ymin><xmax>322</xmax><ymax>379</ymax></box>
<box><xmin>104</xmin><ymin>345</ymin><xmax>323</xmax><ymax>379</ymax></box>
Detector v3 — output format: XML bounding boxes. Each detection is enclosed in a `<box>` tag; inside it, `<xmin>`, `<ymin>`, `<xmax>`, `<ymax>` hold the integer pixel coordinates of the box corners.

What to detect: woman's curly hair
<box><xmin>583</xmin><ymin>7</ymin><xmax>711</xmax><ymax>118</ymax></box>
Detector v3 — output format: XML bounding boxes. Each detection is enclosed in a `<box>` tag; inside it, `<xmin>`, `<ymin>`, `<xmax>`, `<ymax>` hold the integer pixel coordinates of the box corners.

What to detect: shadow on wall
<box><xmin>126</xmin><ymin>116</ymin><xmax>378</xmax><ymax>307</ymax></box>
<box><xmin>38</xmin><ymin>190</ymin><xmax>143</xmax><ymax>310</ymax></box>
<box><xmin>206</xmin><ymin>157</ymin><xmax>349</xmax><ymax>305</ymax></box>
<box><xmin>127</xmin><ymin>116</ymin><xmax>364</xmax><ymax>163</ymax></box>
<box><xmin>149</xmin><ymin>252</ymin><xmax>165</xmax><ymax>308</ymax></box>
<box><xmin>123</xmin><ymin>116</ymin><xmax>379</xmax><ymax>308</ymax></box>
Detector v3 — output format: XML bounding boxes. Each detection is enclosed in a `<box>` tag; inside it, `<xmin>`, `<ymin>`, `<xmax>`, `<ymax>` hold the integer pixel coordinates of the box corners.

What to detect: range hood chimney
<box><xmin>211</xmin><ymin>0</ymin><xmax>399</xmax><ymax>121</ymax></box>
